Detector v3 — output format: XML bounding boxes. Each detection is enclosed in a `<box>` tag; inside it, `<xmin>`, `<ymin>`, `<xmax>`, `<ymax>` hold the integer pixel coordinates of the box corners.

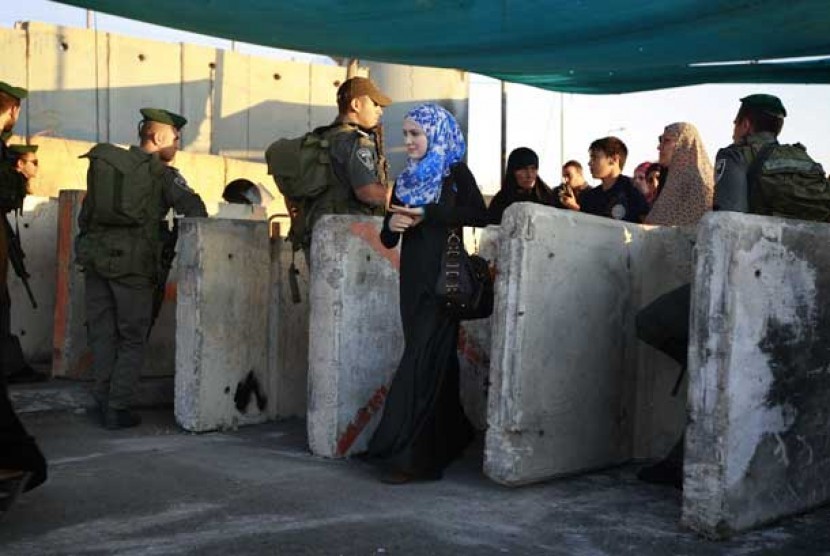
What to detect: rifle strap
<box><xmin>288</xmin><ymin>249</ymin><xmax>302</xmax><ymax>304</ymax></box>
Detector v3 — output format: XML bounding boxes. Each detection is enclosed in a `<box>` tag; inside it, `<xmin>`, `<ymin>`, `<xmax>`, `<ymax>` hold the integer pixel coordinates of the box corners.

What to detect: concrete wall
<box><xmin>484</xmin><ymin>203</ymin><xmax>692</xmax><ymax>485</ymax></box>
<box><xmin>682</xmin><ymin>212</ymin><xmax>830</xmax><ymax>538</ymax></box>
<box><xmin>3</xmin><ymin>134</ymin><xmax>287</xmax><ymax>219</ymax></box>
<box><xmin>307</xmin><ymin>216</ymin><xmax>494</xmax><ymax>458</ymax></box>
<box><xmin>175</xmin><ymin>218</ymin><xmax>271</xmax><ymax>432</ymax></box>
<box><xmin>5</xmin><ymin>23</ymin><xmax>468</xmax><ymax>169</ymax></box>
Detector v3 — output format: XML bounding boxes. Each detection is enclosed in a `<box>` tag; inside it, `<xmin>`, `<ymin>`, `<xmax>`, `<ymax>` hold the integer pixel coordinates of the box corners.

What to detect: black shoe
<box><xmin>6</xmin><ymin>366</ymin><xmax>49</xmax><ymax>384</ymax></box>
<box><xmin>380</xmin><ymin>470</ymin><xmax>415</xmax><ymax>485</ymax></box>
<box><xmin>104</xmin><ymin>409</ymin><xmax>142</xmax><ymax>430</ymax></box>
<box><xmin>637</xmin><ymin>459</ymin><xmax>683</xmax><ymax>489</ymax></box>
<box><xmin>0</xmin><ymin>470</ymin><xmax>32</xmax><ymax>518</ymax></box>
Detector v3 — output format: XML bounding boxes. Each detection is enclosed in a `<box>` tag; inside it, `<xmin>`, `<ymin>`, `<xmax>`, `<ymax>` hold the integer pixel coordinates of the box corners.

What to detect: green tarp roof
<box><xmin>56</xmin><ymin>0</ymin><xmax>830</xmax><ymax>94</ymax></box>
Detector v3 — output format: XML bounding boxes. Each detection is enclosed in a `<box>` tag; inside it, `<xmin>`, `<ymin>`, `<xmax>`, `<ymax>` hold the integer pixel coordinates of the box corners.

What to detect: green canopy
<box><xmin>56</xmin><ymin>0</ymin><xmax>830</xmax><ymax>93</ymax></box>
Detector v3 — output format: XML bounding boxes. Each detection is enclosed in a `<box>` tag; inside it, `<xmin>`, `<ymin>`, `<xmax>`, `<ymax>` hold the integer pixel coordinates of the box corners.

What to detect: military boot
<box><xmin>104</xmin><ymin>409</ymin><xmax>142</xmax><ymax>430</ymax></box>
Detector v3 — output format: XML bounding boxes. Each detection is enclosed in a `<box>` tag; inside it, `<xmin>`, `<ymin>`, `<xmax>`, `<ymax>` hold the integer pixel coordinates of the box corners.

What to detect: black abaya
<box><xmin>367</xmin><ymin>163</ymin><xmax>489</xmax><ymax>476</ymax></box>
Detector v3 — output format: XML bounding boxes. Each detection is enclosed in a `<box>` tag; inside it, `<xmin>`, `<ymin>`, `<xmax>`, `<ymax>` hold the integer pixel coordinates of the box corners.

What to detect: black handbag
<box><xmin>435</xmin><ymin>229</ymin><xmax>494</xmax><ymax>320</ymax></box>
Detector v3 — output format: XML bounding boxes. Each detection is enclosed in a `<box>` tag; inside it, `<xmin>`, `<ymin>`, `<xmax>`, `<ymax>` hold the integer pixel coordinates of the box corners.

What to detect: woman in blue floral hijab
<box><xmin>367</xmin><ymin>103</ymin><xmax>489</xmax><ymax>484</ymax></box>
<box><xmin>394</xmin><ymin>103</ymin><xmax>466</xmax><ymax>206</ymax></box>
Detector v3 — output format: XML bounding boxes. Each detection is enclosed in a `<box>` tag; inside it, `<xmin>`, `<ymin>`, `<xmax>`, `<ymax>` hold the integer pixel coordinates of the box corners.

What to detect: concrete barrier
<box><xmin>682</xmin><ymin>212</ymin><xmax>830</xmax><ymax>538</ymax></box>
<box><xmin>270</xmin><ymin>236</ymin><xmax>311</xmax><ymax>419</ymax></box>
<box><xmin>52</xmin><ymin>191</ymin><xmax>87</xmax><ymax>377</ymax></box>
<box><xmin>307</xmin><ymin>216</ymin><xmax>402</xmax><ymax>458</ymax></box>
<box><xmin>307</xmin><ymin>216</ymin><xmax>495</xmax><ymax>458</ymax></box>
<box><xmin>484</xmin><ymin>203</ymin><xmax>692</xmax><ymax>485</ymax></box>
<box><xmin>174</xmin><ymin>218</ymin><xmax>271</xmax><ymax>432</ymax></box>
<box><xmin>8</xmin><ymin>196</ymin><xmax>58</xmax><ymax>365</ymax></box>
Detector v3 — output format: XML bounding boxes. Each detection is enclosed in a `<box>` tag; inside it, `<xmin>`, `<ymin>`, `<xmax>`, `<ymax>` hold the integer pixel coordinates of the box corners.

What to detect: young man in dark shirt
<box><xmin>562</xmin><ymin>136</ymin><xmax>648</xmax><ymax>223</ymax></box>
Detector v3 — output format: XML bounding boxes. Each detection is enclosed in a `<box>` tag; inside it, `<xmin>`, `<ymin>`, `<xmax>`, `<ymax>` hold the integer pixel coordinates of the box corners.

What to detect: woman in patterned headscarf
<box><xmin>645</xmin><ymin>122</ymin><xmax>714</xmax><ymax>226</ymax></box>
<box><xmin>368</xmin><ymin>103</ymin><xmax>489</xmax><ymax>484</ymax></box>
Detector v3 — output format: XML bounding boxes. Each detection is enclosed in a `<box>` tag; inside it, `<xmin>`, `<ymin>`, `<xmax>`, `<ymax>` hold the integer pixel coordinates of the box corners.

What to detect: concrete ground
<box><xmin>2</xmin><ymin>406</ymin><xmax>830</xmax><ymax>555</ymax></box>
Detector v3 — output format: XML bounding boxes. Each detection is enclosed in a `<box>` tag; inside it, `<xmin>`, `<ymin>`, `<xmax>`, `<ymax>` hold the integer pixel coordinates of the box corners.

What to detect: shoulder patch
<box><xmin>168</xmin><ymin>167</ymin><xmax>196</xmax><ymax>193</ymax></box>
<box><xmin>356</xmin><ymin>148</ymin><xmax>374</xmax><ymax>171</ymax></box>
<box><xmin>715</xmin><ymin>158</ymin><xmax>726</xmax><ymax>183</ymax></box>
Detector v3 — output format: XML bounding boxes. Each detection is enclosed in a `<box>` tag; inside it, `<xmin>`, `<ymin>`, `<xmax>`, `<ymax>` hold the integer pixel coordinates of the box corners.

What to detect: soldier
<box><xmin>0</xmin><ymin>80</ymin><xmax>47</xmax><ymax>516</ymax></box>
<box><xmin>303</xmin><ymin>77</ymin><xmax>392</xmax><ymax>250</ymax></box>
<box><xmin>76</xmin><ymin>108</ymin><xmax>207</xmax><ymax>429</ymax></box>
<box><xmin>713</xmin><ymin>94</ymin><xmax>787</xmax><ymax>212</ymax></box>
<box><xmin>3</xmin><ymin>144</ymin><xmax>48</xmax><ymax>384</ymax></box>
<box><xmin>9</xmin><ymin>144</ymin><xmax>38</xmax><ymax>184</ymax></box>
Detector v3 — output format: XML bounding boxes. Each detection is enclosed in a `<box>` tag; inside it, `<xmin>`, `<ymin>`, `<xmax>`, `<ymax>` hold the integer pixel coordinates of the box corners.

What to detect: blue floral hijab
<box><xmin>395</xmin><ymin>103</ymin><xmax>466</xmax><ymax>206</ymax></box>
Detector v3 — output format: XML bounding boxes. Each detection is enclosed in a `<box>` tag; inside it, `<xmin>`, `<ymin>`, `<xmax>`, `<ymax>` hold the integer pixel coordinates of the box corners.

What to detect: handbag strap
<box><xmin>442</xmin><ymin>169</ymin><xmax>466</xmax><ymax>301</ymax></box>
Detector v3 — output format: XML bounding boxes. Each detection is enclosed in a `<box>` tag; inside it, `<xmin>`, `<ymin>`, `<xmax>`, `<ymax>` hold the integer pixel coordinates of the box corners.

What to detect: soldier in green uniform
<box><xmin>3</xmin><ymin>144</ymin><xmax>49</xmax><ymax>384</ymax></box>
<box><xmin>713</xmin><ymin>94</ymin><xmax>787</xmax><ymax>212</ymax></box>
<box><xmin>77</xmin><ymin>108</ymin><xmax>207</xmax><ymax>429</ymax></box>
<box><xmin>9</xmin><ymin>144</ymin><xmax>39</xmax><ymax>183</ymax></box>
<box><xmin>635</xmin><ymin>94</ymin><xmax>788</xmax><ymax>488</ymax></box>
<box><xmin>0</xmin><ymin>80</ymin><xmax>47</xmax><ymax>515</ymax></box>
<box><xmin>302</xmin><ymin>77</ymin><xmax>392</xmax><ymax>250</ymax></box>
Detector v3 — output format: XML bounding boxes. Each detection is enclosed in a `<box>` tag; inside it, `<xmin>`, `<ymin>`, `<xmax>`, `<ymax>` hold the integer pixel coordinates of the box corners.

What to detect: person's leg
<box><xmin>0</xmin><ymin>292</ymin><xmax>47</xmax><ymax>515</ymax></box>
<box><xmin>105</xmin><ymin>281</ymin><xmax>153</xmax><ymax>427</ymax></box>
<box><xmin>635</xmin><ymin>284</ymin><xmax>692</xmax><ymax>488</ymax></box>
<box><xmin>635</xmin><ymin>283</ymin><xmax>691</xmax><ymax>367</ymax></box>
<box><xmin>84</xmin><ymin>272</ymin><xmax>118</xmax><ymax>412</ymax></box>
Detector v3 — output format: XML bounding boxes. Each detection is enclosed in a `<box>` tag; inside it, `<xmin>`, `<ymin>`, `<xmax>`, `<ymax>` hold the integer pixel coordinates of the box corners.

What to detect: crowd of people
<box><xmin>488</xmin><ymin>122</ymin><xmax>716</xmax><ymax>228</ymax></box>
<box><xmin>0</xmin><ymin>69</ymin><xmax>813</xmax><ymax>519</ymax></box>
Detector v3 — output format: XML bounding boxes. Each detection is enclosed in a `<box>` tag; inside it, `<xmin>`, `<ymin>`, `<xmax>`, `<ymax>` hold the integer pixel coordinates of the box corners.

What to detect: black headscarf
<box><xmin>488</xmin><ymin>147</ymin><xmax>555</xmax><ymax>224</ymax></box>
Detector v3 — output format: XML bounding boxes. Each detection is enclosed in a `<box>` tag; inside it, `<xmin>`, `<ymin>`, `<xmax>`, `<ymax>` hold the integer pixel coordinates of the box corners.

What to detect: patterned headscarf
<box><xmin>394</xmin><ymin>103</ymin><xmax>466</xmax><ymax>206</ymax></box>
<box><xmin>645</xmin><ymin>122</ymin><xmax>714</xmax><ymax>226</ymax></box>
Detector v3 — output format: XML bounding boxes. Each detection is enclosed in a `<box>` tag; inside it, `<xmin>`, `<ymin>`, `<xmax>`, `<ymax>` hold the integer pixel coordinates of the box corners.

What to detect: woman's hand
<box><xmin>389</xmin><ymin>213</ymin><xmax>416</xmax><ymax>233</ymax></box>
<box><xmin>389</xmin><ymin>204</ymin><xmax>425</xmax><ymax>226</ymax></box>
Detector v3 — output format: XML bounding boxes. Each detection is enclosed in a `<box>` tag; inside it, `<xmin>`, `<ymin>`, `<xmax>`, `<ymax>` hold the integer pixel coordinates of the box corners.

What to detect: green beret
<box><xmin>0</xmin><ymin>81</ymin><xmax>28</xmax><ymax>100</ymax></box>
<box><xmin>740</xmin><ymin>94</ymin><xmax>787</xmax><ymax>118</ymax></box>
<box><xmin>7</xmin><ymin>144</ymin><xmax>38</xmax><ymax>155</ymax></box>
<box><xmin>140</xmin><ymin>108</ymin><xmax>187</xmax><ymax>129</ymax></box>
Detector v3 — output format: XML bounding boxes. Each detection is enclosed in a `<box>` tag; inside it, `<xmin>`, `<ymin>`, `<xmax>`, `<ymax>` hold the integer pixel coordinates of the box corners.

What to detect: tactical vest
<box><xmin>75</xmin><ymin>144</ymin><xmax>167</xmax><ymax>283</ymax></box>
<box><xmin>741</xmin><ymin>140</ymin><xmax>830</xmax><ymax>222</ymax></box>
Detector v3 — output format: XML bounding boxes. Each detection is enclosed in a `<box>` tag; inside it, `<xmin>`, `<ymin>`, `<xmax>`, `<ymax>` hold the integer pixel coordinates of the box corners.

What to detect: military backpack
<box><xmin>76</xmin><ymin>144</ymin><xmax>166</xmax><ymax>282</ymax></box>
<box><xmin>265</xmin><ymin>126</ymin><xmax>341</xmax><ymax>251</ymax></box>
<box><xmin>748</xmin><ymin>142</ymin><xmax>830</xmax><ymax>223</ymax></box>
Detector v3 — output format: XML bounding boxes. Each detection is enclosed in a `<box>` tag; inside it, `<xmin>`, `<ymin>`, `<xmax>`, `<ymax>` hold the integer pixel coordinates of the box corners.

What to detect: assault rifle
<box><xmin>146</xmin><ymin>218</ymin><xmax>179</xmax><ymax>339</ymax></box>
<box><xmin>4</xmin><ymin>215</ymin><xmax>37</xmax><ymax>309</ymax></box>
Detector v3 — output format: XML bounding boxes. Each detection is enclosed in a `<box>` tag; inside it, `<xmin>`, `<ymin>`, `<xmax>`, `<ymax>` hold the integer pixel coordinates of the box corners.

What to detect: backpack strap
<box><xmin>746</xmin><ymin>142</ymin><xmax>778</xmax><ymax>214</ymax></box>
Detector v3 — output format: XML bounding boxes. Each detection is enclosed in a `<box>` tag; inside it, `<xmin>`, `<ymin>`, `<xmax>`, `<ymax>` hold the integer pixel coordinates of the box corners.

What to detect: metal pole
<box><xmin>559</xmin><ymin>93</ymin><xmax>565</xmax><ymax>170</ymax></box>
<box><xmin>86</xmin><ymin>9</ymin><xmax>93</xmax><ymax>29</ymax></box>
<box><xmin>500</xmin><ymin>80</ymin><xmax>507</xmax><ymax>176</ymax></box>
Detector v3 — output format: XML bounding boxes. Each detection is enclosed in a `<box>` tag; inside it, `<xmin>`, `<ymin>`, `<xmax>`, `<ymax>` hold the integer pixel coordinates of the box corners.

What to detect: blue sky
<box><xmin>3</xmin><ymin>1</ymin><xmax>829</xmax><ymax>194</ymax></box>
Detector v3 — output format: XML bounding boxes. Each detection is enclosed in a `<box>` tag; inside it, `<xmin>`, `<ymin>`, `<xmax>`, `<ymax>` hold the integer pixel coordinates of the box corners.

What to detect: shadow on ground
<box><xmin>1</xmin><ymin>410</ymin><xmax>828</xmax><ymax>555</ymax></box>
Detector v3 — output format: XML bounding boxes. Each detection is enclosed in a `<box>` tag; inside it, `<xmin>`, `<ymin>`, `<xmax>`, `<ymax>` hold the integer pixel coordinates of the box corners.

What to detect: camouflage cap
<box><xmin>0</xmin><ymin>81</ymin><xmax>28</xmax><ymax>100</ymax></box>
<box><xmin>139</xmin><ymin>108</ymin><xmax>187</xmax><ymax>129</ymax></box>
<box><xmin>740</xmin><ymin>94</ymin><xmax>787</xmax><ymax>118</ymax></box>
<box><xmin>7</xmin><ymin>144</ymin><xmax>38</xmax><ymax>155</ymax></box>
<box><xmin>337</xmin><ymin>77</ymin><xmax>392</xmax><ymax>107</ymax></box>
